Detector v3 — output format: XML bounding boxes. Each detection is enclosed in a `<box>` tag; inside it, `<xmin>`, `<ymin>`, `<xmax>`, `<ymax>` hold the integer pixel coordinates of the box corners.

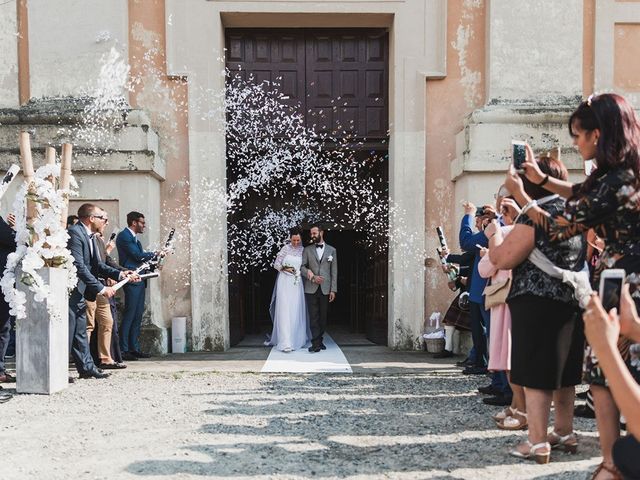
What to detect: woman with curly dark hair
<box><xmin>505</xmin><ymin>93</ymin><xmax>640</xmax><ymax>479</ymax></box>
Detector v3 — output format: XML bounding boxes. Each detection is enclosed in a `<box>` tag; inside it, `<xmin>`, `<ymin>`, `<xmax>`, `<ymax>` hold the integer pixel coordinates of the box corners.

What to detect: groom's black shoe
<box><xmin>308</xmin><ymin>345</ymin><xmax>321</xmax><ymax>353</ymax></box>
<box><xmin>320</xmin><ymin>343</ymin><xmax>326</xmax><ymax>350</ymax></box>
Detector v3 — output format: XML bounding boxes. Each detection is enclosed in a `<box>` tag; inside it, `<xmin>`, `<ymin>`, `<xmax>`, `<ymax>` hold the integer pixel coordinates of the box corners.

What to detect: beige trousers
<box><xmin>86</xmin><ymin>296</ymin><xmax>114</xmax><ymax>364</ymax></box>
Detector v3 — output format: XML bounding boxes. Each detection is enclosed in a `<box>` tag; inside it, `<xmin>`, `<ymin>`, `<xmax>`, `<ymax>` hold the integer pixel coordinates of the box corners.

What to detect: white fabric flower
<box><xmin>1</xmin><ymin>164</ymin><xmax>79</xmax><ymax>320</ymax></box>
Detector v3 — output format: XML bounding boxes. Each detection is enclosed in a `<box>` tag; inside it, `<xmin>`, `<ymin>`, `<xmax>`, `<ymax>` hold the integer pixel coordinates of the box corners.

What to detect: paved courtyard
<box><xmin>1</xmin><ymin>346</ymin><xmax>603</xmax><ymax>479</ymax></box>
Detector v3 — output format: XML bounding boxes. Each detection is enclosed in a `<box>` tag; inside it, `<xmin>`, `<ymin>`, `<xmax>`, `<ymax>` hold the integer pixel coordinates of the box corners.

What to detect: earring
<box><xmin>594</xmin><ymin>140</ymin><xmax>598</xmax><ymax>146</ymax></box>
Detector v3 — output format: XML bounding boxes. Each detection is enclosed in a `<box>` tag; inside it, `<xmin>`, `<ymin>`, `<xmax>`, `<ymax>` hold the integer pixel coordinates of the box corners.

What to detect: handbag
<box><xmin>483</xmin><ymin>277</ymin><xmax>512</xmax><ymax>309</ymax></box>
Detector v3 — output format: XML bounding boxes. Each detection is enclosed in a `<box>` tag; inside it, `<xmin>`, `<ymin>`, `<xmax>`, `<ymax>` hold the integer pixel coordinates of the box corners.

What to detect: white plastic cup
<box><xmin>171</xmin><ymin>317</ymin><xmax>187</xmax><ymax>353</ymax></box>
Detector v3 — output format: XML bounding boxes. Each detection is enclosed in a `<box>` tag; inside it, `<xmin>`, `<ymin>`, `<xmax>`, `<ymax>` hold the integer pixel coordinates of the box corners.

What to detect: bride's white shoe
<box><xmin>283</xmin><ymin>347</ymin><xmax>292</xmax><ymax>353</ymax></box>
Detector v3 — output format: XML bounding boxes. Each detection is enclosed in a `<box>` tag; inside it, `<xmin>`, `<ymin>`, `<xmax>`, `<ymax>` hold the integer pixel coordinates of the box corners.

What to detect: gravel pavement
<box><xmin>0</xmin><ymin>361</ymin><xmax>603</xmax><ymax>479</ymax></box>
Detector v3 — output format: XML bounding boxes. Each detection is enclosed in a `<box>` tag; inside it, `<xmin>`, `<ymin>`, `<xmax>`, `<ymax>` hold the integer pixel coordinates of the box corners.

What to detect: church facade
<box><xmin>0</xmin><ymin>0</ymin><xmax>638</xmax><ymax>351</ymax></box>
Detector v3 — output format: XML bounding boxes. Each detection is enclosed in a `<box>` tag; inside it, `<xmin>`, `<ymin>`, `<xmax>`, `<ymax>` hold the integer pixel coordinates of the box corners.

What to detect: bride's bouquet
<box><xmin>282</xmin><ymin>262</ymin><xmax>301</xmax><ymax>285</ymax></box>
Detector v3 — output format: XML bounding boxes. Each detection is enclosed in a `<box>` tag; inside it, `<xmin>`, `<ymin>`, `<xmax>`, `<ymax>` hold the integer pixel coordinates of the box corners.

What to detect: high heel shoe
<box><xmin>492</xmin><ymin>406</ymin><xmax>515</xmax><ymax>423</ymax></box>
<box><xmin>497</xmin><ymin>409</ymin><xmax>528</xmax><ymax>430</ymax></box>
<box><xmin>547</xmin><ymin>430</ymin><xmax>578</xmax><ymax>454</ymax></box>
<box><xmin>509</xmin><ymin>440</ymin><xmax>551</xmax><ymax>464</ymax></box>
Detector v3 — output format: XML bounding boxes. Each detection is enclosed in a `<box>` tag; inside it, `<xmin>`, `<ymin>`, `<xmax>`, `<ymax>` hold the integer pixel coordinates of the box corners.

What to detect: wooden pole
<box><xmin>19</xmin><ymin>131</ymin><xmax>37</xmax><ymax>226</ymax></box>
<box><xmin>45</xmin><ymin>146</ymin><xmax>56</xmax><ymax>186</ymax></box>
<box><xmin>59</xmin><ymin>143</ymin><xmax>72</xmax><ymax>228</ymax></box>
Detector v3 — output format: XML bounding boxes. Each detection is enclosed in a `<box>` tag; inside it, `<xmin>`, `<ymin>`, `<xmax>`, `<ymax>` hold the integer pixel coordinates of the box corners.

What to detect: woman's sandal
<box><xmin>509</xmin><ymin>440</ymin><xmax>551</xmax><ymax>464</ymax></box>
<box><xmin>590</xmin><ymin>461</ymin><xmax>623</xmax><ymax>480</ymax></box>
<box><xmin>498</xmin><ymin>409</ymin><xmax>528</xmax><ymax>430</ymax></box>
<box><xmin>547</xmin><ymin>430</ymin><xmax>578</xmax><ymax>454</ymax></box>
<box><xmin>492</xmin><ymin>406</ymin><xmax>515</xmax><ymax>423</ymax></box>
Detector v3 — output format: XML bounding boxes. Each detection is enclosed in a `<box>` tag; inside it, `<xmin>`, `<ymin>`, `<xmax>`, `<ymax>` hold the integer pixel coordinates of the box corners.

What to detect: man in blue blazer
<box><xmin>68</xmin><ymin>204</ymin><xmax>138</xmax><ymax>379</ymax></box>
<box><xmin>116</xmin><ymin>211</ymin><xmax>157</xmax><ymax>360</ymax></box>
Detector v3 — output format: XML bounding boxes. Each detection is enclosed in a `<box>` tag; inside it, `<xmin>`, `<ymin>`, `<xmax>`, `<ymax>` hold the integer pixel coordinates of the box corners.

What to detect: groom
<box><xmin>301</xmin><ymin>224</ymin><xmax>337</xmax><ymax>353</ymax></box>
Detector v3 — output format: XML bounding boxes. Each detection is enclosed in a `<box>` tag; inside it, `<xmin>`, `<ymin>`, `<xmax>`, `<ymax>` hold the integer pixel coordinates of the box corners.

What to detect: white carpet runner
<box><xmin>261</xmin><ymin>334</ymin><xmax>352</xmax><ymax>373</ymax></box>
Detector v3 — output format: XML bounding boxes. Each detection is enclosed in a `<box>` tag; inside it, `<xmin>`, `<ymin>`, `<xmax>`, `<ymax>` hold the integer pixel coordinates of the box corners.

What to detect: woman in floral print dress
<box><xmin>505</xmin><ymin>93</ymin><xmax>640</xmax><ymax>480</ymax></box>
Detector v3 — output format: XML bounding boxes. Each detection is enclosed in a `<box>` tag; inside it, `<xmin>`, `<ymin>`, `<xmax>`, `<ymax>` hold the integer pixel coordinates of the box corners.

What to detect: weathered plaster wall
<box><xmin>486</xmin><ymin>0</ymin><xmax>583</xmax><ymax>104</ymax></box>
<box><xmin>28</xmin><ymin>0</ymin><xmax>128</xmax><ymax>100</ymax></box>
<box><xmin>424</xmin><ymin>0</ymin><xmax>486</xmax><ymax>324</ymax></box>
<box><xmin>614</xmin><ymin>24</ymin><xmax>640</xmax><ymax>92</ymax></box>
<box><xmin>0</xmin><ymin>1</ymin><xmax>19</xmax><ymax>107</ymax></box>
<box><xmin>128</xmin><ymin>0</ymin><xmax>192</xmax><ymax>338</ymax></box>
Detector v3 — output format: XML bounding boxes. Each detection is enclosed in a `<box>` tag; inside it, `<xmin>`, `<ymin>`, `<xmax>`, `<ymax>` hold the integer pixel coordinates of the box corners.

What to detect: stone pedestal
<box><xmin>139</xmin><ymin>323</ymin><xmax>168</xmax><ymax>355</ymax></box>
<box><xmin>16</xmin><ymin>268</ymin><xmax>69</xmax><ymax>395</ymax></box>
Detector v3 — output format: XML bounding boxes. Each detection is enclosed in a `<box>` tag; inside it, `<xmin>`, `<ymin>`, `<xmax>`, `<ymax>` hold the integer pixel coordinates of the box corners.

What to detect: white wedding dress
<box><xmin>268</xmin><ymin>244</ymin><xmax>309</xmax><ymax>351</ymax></box>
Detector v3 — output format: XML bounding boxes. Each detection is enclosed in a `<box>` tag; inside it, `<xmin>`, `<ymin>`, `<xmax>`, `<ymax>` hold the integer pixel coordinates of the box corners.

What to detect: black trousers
<box><xmin>109</xmin><ymin>298</ymin><xmax>123</xmax><ymax>364</ymax></box>
<box><xmin>613</xmin><ymin>434</ymin><xmax>640</xmax><ymax>480</ymax></box>
<box><xmin>69</xmin><ymin>291</ymin><xmax>96</xmax><ymax>375</ymax></box>
<box><xmin>0</xmin><ymin>298</ymin><xmax>11</xmax><ymax>373</ymax></box>
<box><xmin>306</xmin><ymin>289</ymin><xmax>328</xmax><ymax>347</ymax></box>
<box><xmin>469</xmin><ymin>301</ymin><xmax>487</xmax><ymax>367</ymax></box>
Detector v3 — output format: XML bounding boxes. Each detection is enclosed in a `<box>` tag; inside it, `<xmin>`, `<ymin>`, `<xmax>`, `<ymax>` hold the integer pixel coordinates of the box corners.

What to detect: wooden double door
<box><xmin>226</xmin><ymin>28</ymin><xmax>389</xmax><ymax>345</ymax></box>
<box><xmin>226</xmin><ymin>28</ymin><xmax>388</xmax><ymax>141</ymax></box>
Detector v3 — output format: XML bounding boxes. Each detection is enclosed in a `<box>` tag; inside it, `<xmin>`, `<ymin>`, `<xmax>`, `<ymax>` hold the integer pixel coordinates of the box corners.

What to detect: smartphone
<box><xmin>512</xmin><ymin>140</ymin><xmax>527</xmax><ymax>172</ymax></box>
<box><xmin>475</xmin><ymin>207</ymin><xmax>485</xmax><ymax>217</ymax></box>
<box><xmin>599</xmin><ymin>269</ymin><xmax>626</xmax><ymax>312</ymax></box>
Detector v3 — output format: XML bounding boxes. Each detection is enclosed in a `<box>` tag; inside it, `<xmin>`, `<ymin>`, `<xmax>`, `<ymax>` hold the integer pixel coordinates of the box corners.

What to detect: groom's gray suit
<box><xmin>301</xmin><ymin>243</ymin><xmax>337</xmax><ymax>348</ymax></box>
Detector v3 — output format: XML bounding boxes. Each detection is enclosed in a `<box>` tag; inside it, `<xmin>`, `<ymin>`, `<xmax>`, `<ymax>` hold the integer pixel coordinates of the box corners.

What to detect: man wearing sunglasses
<box><xmin>68</xmin><ymin>204</ymin><xmax>139</xmax><ymax>379</ymax></box>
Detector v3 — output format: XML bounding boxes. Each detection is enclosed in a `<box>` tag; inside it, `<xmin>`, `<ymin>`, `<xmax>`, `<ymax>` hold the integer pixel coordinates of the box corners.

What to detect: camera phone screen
<box><xmin>513</xmin><ymin>144</ymin><xmax>526</xmax><ymax>169</ymax></box>
<box><xmin>602</xmin><ymin>277</ymin><xmax>623</xmax><ymax>312</ymax></box>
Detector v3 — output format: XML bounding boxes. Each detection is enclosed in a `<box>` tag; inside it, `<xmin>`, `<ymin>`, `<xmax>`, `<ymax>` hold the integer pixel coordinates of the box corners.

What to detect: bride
<box><xmin>268</xmin><ymin>227</ymin><xmax>309</xmax><ymax>352</ymax></box>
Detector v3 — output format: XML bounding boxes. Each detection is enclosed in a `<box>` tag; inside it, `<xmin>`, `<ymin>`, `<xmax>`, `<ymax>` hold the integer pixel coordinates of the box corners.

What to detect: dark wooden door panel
<box><xmin>226</xmin><ymin>29</ymin><xmax>306</xmax><ymax>116</ymax></box>
<box><xmin>227</xmin><ymin>28</ymin><xmax>388</xmax><ymax>139</ymax></box>
<box><xmin>305</xmin><ymin>29</ymin><xmax>388</xmax><ymax>139</ymax></box>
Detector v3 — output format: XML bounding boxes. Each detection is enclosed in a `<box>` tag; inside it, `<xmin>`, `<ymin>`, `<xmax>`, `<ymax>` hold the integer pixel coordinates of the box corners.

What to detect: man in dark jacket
<box><xmin>68</xmin><ymin>204</ymin><xmax>138</xmax><ymax>379</ymax></box>
<box><xmin>116</xmin><ymin>211</ymin><xmax>156</xmax><ymax>360</ymax></box>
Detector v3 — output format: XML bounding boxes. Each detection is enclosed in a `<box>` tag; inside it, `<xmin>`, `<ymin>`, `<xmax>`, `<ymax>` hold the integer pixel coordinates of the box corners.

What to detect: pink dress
<box><xmin>478</xmin><ymin>226</ymin><xmax>513</xmax><ymax>372</ymax></box>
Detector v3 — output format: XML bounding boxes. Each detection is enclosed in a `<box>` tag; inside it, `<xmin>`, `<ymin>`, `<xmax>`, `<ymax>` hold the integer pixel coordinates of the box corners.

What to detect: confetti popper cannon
<box><xmin>0</xmin><ymin>165</ymin><xmax>20</xmax><ymax>201</ymax></box>
<box><xmin>435</xmin><ymin>226</ymin><xmax>458</xmax><ymax>283</ymax></box>
<box><xmin>108</xmin><ymin>228</ymin><xmax>176</xmax><ymax>293</ymax></box>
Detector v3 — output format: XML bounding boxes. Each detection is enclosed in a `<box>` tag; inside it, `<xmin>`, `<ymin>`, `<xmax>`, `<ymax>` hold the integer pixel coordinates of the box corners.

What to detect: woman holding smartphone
<box><xmin>489</xmin><ymin>153</ymin><xmax>586</xmax><ymax>465</ymax></box>
<box><xmin>505</xmin><ymin>93</ymin><xmax>640</xmax><ymax>479</ymax></box>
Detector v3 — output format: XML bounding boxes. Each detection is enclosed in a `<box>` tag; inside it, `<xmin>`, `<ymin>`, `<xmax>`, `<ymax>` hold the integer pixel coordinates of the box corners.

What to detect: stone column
<box><xmin>16</xmin><ymin>268</ymin><xmax>69</xmax><ymax>395</ymax></box>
